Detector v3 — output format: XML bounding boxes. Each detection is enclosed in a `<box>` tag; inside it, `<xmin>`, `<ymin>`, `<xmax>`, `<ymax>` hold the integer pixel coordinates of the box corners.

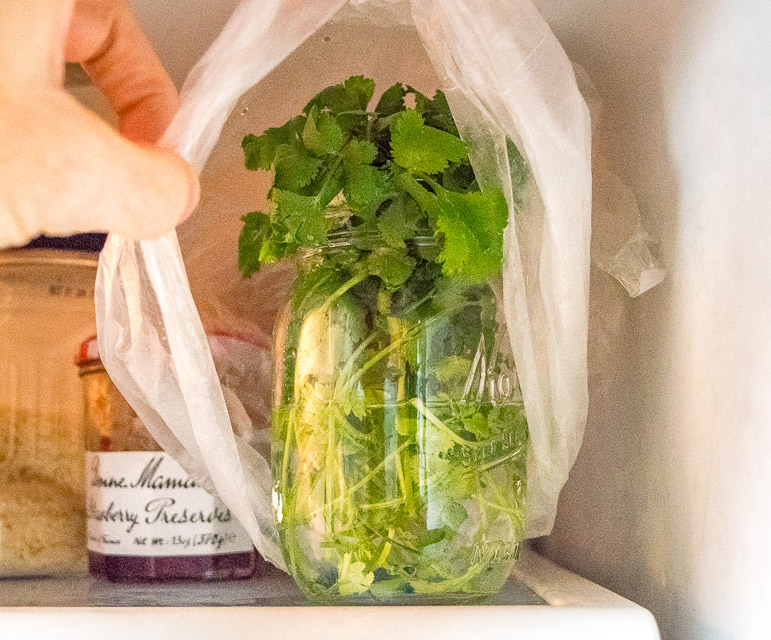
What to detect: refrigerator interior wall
<box><xmin>533</xmin><ymin>1</ymin><xmax>771</xmax><ymax>639</ymax></box>
<box><xmin>71</xmin><ymin>1</ymin><xmax>769</xmax><ymax>638</ymax></box>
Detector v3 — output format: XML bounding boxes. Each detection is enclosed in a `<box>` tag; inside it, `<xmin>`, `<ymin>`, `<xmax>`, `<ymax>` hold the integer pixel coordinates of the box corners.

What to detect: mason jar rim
<box><xmin>298</xmin><ymin>224</ymin><xmax>440</xmax><ymax>258</ymax></box>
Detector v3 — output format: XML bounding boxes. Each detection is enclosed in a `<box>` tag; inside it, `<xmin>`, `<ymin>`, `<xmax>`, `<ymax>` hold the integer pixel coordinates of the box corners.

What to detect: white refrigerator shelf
<box><xmin>0</xmin><ymin>549</ymin><xmax>660</xmax><ymax>639</ymax></box>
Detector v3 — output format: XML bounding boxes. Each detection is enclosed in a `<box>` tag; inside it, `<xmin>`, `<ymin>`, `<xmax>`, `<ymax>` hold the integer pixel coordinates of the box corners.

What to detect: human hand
<box><xmin>0</xmin><ymin>0</ymin><xmax>200</xmax><ymax>248</ymax></box>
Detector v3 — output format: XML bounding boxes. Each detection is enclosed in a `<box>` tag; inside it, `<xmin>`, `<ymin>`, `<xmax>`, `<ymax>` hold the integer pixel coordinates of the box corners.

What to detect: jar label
<box><xmin>85</xmin><ymin>452</ymin><xmax>254</xmax><ymax>557</ymax></box>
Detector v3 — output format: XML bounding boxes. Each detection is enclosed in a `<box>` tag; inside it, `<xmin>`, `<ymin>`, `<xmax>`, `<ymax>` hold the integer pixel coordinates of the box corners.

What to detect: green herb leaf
<box><xmin>507</xmin><ymin>138</ymin><xmax>529</xmax><ymax>208</ymax></box>
<box><xmin>366</xmin><ymin>248</ymin><xmax>417</xmax><ymax>289</ymax></box>
<box><xmin>416</xmin><ymin>528</ymin><xmax>446</xmax><ymax>548</ymax></box>
<box><xmin>258</xmin><ymin>236</ymin><xmax>289</xmax><ymax>265</ymax></box>
<box><xmin>434</xmin><ymin>187</ymin><xmax>508</xmax><ymax>283</ymax></box>
<box><xmin>439</xmin><ymin>502</ymin><xmax>468</xmax><ymax>530</ymax></box>
<box><xmin>238</xmin><ymin>211</ymin><xmax>271</xmax><ymax>277</ymax></box>
<box><xmin>302</xmin><ymin>106</ymin><xmax>345</xmax><ymax>156</ymax></box>
<box><xmin>273</xmin><ymin>189</ymin><xmax>328</xmax><ymax>246</ymax></box>
<box><xmin>434</xmin><ymin>355</ymin><xmax>470</xmax><ymax>385</ymax></box>
<box><xmin>343</xmin><ymin>140</ymin><xmax>378</xmax><ymax>168</ymax></box>
<box><xmin>273</xmin><ymin>144</ymin><xmax>323</xmax><ymax>191</ymax></box>
<box><xmin>344</xmin><ymin>165</ymin><xmax>389</xmax><ymax>208</ymax></box>
<box><xmin>409</xmin><ymin>88</ymin><xmax>459</xmax><ymax>136</ymax></box>
<box><xmin>343</xmin><ymin>75</ymin><xmax>376</xmax><ymax>110</ymax></box>
<box><xmin>442</xmin><ymin>162</ymin><xmax>477</xmax><ymax>193</ymax></box>
<box><xmin>304</xmin><ymin>75</ymin><xmax>375</xmax><ymax>115</ymax></box>
<box><xmin>391</xmin><ymin>109</ymin><xmax>467</xmax><ymax>175</ymax></box>
<box><xmin>376</xmin><ymin>196</ymin><xmax>421</xmax><ymax>248</ymax></box>
<box><xmin>375</xmin><ymin>82</ymin><xmax>406</xmax><ymax>117</ymax></box>
<box><xmin>338</xmin><ymin>561</ymin><xmax>375</xmax><ymax>596</ymax></box>
<box><xmin>242</xmin><ymin>116</ymin><xmax>305</xmax><ymax>170</ymax></box>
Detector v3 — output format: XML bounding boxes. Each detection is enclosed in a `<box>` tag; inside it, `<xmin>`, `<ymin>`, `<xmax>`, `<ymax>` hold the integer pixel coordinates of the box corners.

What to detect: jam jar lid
<box><xmin>75</xmin><ymin>332</ymin><xmax>270</xmax><ymax>367</ymax></box>
<box><xmin>76</xmin><ymin>335</ymin><xmax>101</xmax><ymax>367</ymax></box>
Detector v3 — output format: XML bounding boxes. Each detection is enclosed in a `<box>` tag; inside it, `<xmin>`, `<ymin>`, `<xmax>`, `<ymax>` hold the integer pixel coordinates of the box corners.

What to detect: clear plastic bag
<box><xmin>95</xmin><ymin>0</ymin><xmax>642</xmax><ymax>569</ymax></box>
<box><xmin>573</xmin><ymin>64</ymin><xmax>666</xmax><ymax>298</ymax></box>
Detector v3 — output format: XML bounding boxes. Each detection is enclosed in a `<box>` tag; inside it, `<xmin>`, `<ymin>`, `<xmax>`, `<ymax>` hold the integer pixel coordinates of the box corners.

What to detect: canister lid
<box><xmin>76</xmin><ymin>335</ymin><xmax>100</xmax><ymax>366</ymax></box>
<box><xmin>0</xmin><ymin>249</ymin><xmax>98</xmax><ymax>270</ymax></box>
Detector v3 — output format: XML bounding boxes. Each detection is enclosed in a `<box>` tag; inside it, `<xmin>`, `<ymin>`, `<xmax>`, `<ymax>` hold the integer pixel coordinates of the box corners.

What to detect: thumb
<box><xmin>0</xmin><ymin>89</ymin><xmax>199</xmax><ymax>246</ymax></box>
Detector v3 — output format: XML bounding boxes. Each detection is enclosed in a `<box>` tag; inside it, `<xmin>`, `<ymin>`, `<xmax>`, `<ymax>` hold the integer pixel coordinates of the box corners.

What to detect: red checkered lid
<box><xmin>76</xmin><ymin>335</ymin><xmax>100</xmax><ymax>366</ymax></box>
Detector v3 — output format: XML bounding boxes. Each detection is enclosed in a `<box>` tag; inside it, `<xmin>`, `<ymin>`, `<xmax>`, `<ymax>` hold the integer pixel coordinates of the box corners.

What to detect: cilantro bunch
<box><xmin>242</xmin><ymin>77</ymin><xmax>530</xmax><ymax>602</ymax></box>
<box><xmin>238</xmin><ymin>75</ymin><xmax>517</xmax><ymax>285</ymax></box>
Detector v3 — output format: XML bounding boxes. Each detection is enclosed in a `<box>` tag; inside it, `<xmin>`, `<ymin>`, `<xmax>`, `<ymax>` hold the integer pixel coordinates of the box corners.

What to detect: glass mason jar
<box><xmin>272</xmin><ymin>232</ymin><xmax>529</xmax><ymax>603</ymax></box>
<box><xmin>0</xmin><ymin>249</ymin><xmax>96</xmax><ymax>577</ymax></box>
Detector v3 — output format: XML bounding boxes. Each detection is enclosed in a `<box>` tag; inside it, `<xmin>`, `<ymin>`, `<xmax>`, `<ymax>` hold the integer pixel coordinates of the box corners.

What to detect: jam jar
<box><xmin>78</xmin><ymin>334</ymin><xmax>270</xmax><ymax>581</ymax></box>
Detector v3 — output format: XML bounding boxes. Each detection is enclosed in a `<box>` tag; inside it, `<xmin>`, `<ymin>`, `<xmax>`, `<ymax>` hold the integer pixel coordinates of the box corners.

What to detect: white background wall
<box><xmin>534</xmin><ymin>1</ymin><xmax>771</xmax><ymax>639</ymax></box>
<box><xmin>125</xmin><ymin>2</ymin><xmax>771</xmax><ymax>638</ymax></box>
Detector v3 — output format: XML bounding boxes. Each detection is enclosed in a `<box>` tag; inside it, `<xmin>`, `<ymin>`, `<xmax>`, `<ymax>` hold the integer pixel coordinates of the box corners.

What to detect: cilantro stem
<box><xmin>366</xmin><ymin>528</ymin><xmax>394</xmax><ymax>573</ymax></box>
<box><xmin>484</xmin><ymin>472</ymin><xmax>526</xmax><ymax>529</ymax></box>
<box><xmin>336</xmin><ymin>331</ymin><xmax>379</xmax><ymax>391</ymax></box>
<box><xmin>317</xmin><ymin>272</ymin><xmax>368</xmax><ymax>315</ymax></box>
<box><xmin>357</xmin><ymin>518</ymin><xmax>420</xmax><ymax>555</ymax></box>
<box><xmin>325</xmin><ymin>401</ymin><xmax>335</xmax><ymax>529</ymax></box>
<box><xmin>479</xmin><ymin>496</ymin><xmax>524</xmax><ymax>518</ymax></box>
<box><xmin>340</xmin><ymin>552</ymin><xmax>352</xmax><ymax>583</ymax></box>
<box><xmin>394</xmin><ymin>172</ymin><xmax>441</xmax><ymax>220</ymax></box>
<box><xmin>358</xmin><ymin>497</ymin><xmax>406</xmax><ymax>510</ymax></box>
<box><xmin>462</xmin><ymin>443</ymin><xmax>527</xmax><ymax>477</ymax></box>
<box><xmin>314</xmin><ymin>153</ymin><xmax>345</xmax><ymax>209</ymax></box>
<box><xmin>333</xmin><ymin>322</ymin><xmax>427</xmax><ymax>402</ymax></box>
<box><xmin>407</xmin><ymin>563</ymin><xmax>485</xmax><ymax>594</ymax></box>
<box><xmin>417</xmin><ymin>173</ymin><xmax>443</xmax><ymax>192</ymax></box>
<box><xmin>307</xmin><ymin>440</ymin><xmax>413</xmax><ymax>519</ymax></box>
<box><xmin>279</xmin><ymin>408</ymin><xmax>299</xmax><ymax>577</ymax></box>
<box><xmin>409</xmin><ymin>398</ymin><xmax>472</xmax><ymax>446</ymax></box>
<box><xmin>399</xmin><ymin>289</ymin><xmax>436</xmax><ymax>317</ymax></box>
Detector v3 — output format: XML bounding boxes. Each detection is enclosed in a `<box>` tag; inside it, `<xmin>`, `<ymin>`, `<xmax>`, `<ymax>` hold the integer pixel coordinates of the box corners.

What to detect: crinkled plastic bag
<box><xmin>572</xmin><ymin>64</ymin><xmax>666</xmax><ymax>298</ymax></box>
<box><xmin>97</xmin><ymin>0</ymin><xmax>614</xmax><ymax>569</ymax></box>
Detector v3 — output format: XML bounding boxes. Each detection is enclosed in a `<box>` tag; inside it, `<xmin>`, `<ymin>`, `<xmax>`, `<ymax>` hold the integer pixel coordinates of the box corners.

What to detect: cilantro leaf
<box><xmin>434</xmin><ymin>187</ymin><xmax>508</xmax><ymax>283</ymax></box>
<box><xmin>273</xmin><ymin>144</ymin><xmax>322</xmax><ymax>191</ymax></box>
<box><xmin>242</xmin><ymin>116</ymin><xmax>305</xmax><ymax>170</ymax></box>
<box><xmin>375</xmin><ymin>82</ymin><xmax>406</xmax><ymax>117</ymax></box>
<box><xmin>439</xmin><ymin>502</ymin><xmax>468</xmax><ymax>530</ymax></box>
<box><xmin>411</xmin><ymin>88</ymin><xmax>459</xmax><ymax>136</ymax></box>
<box><xmin>304</xmin><ymin>75</ymin><xmax>375</xmax><ymax>115</ymax></box>
<box><xmin>302</xmin><ymin>106</ymin><xmax>345</xmax><ymax>156</ymax></box>
<box><xmin>434</xmin><ymin>355</ymin><xmax>470</xmax><ymax>385</ymax></box>
<box><xmin>258</xmin><ymin>236</ymin><xmax>288</xmax><ymax>265</ymax></box>
<box><xmin>366</xmin><ymin>248</ymin><xmax>416</xmax><ymax>289</ymax></box>
<box><xmin>338</xmin><ymin>561</ymin><xmax>374</xmax><ymax>596</ymax></box>
<box><xmin>344</xmin><ymin>165</ymin><xmax>389</xmax><ymax>208</ymax></box>
<box><xmin>442</xmin><ymin>162</ymin><xmax>477</xmax><ymax>193</ymax></box>
<box><xmin>461</xmin><ymin>411</ymin><xmax>490</xmax><ymax>440</ymax></box>
<box><xmin>238</xmin><ymin>211</ymin><xmax>271</xmax><ymax>277</ymax></box>
<box><xmin>391</xmin><ymin>109</ymin><xmax>467</xmax><ymax>175</ymax></box>
<box><xmin>377</xmin><ymin>196</ymin><xmax>421</xmax><ymax>248</ymax></box>
<box><xmin>507</xmin><ymin>138</ymin><xmax>529</xmax><ymax>207</ymax></box>
<box><xmin>343</xmin><ymin>140</ymin><xmax>378</xmax><ymax>168</ymax></box>
<box><xmin>273</xmin><ymin>189</ymin><xmax>328</xmax><ymax>246</ymax></box>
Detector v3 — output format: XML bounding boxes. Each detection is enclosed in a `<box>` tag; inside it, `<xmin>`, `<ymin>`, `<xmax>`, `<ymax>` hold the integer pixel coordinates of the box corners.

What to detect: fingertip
<box><xmin>143</xmin><ymin>144</ymin><xmax>201</xmax><ymax>232</ymax></box>
<box><xmin>181</xmin><ymin>158</ymin><xmax>201</xmax><ymax>224</ymax></box>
